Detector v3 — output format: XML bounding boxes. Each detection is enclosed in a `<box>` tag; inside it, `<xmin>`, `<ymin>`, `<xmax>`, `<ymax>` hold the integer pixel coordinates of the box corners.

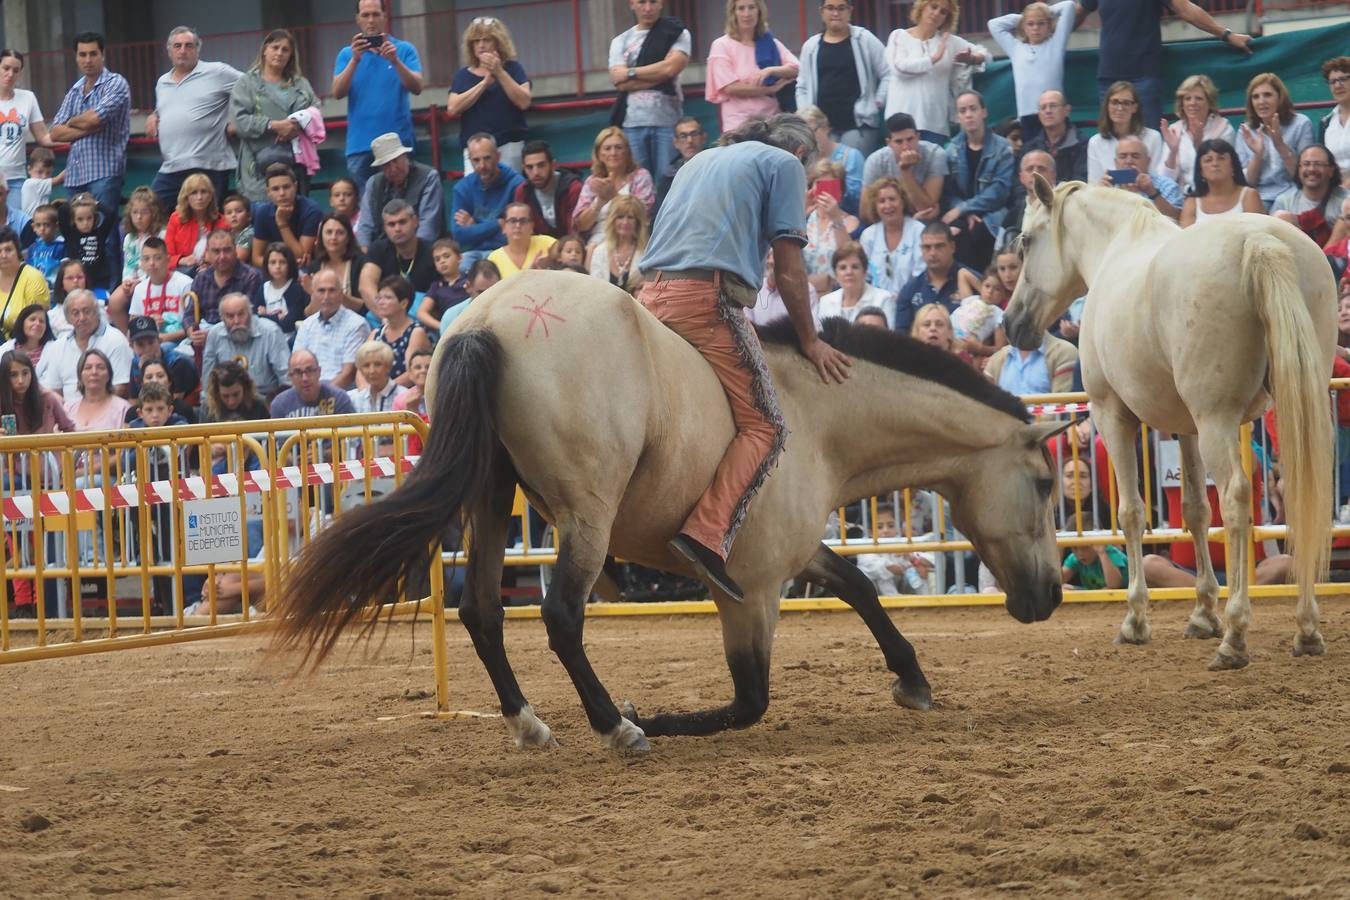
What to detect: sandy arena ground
<box><xmin>4</xmin><ymin>597</ymin><xmax>1350</xmax><ymax>898</ymax></box>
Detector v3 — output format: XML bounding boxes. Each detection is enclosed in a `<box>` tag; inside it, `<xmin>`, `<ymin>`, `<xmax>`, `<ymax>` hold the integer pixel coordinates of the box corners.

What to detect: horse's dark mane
<box><xmin>755</xmin><ymin>316</ymin><xmax>1031</xmax><ymax>424</ymax></box>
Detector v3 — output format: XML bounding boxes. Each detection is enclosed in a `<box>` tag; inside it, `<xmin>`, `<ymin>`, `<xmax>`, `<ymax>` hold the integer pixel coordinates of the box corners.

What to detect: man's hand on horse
<box><xmin>802</xmin><ymin>337</ymin><xmax>851</xmax><ymax>384</ymax></box>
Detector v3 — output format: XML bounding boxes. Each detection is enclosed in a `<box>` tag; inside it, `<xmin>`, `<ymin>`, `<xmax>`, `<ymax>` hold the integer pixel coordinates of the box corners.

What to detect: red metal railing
<box><xmin>17</xmin><ymin>0</ymin><xmax>1276</xmax><ymax>113</ymax></box>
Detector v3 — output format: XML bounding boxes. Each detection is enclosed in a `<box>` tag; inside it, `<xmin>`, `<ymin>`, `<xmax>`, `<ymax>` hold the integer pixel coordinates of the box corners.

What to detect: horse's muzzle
<box><xmin>1005</xmin><ymin>581</ymin><xmax>1062</xmax><ymax>624</ymax></box>
<box><xmin>1002</xmin><ymin>308</ymin><xmax>1043</xmax><ymax>352</ymax></box>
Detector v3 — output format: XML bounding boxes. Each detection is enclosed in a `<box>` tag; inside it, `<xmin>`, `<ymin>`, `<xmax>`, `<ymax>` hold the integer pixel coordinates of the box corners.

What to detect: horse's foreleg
<box><xmin>1096</xmin><ymin>403</ymin><xmax>1150</xmax><ymax>645</ymax></box>
<box><xmin>459</xmin><ymin>459</ymin><xmax>556</xmax><ymax>749</ymax></box>
<box><xmin>801</xmin><ymin>543</ymin><xmax>931</xmax><ymax>711</ymax></box>
<box><xmin>624</xmin><ymin>590</ymin><xmax>776</xmax><ymax>737</ymax></box>
<box><xmin>1199</xmin><ymin>427</ymin><xmax>1253</xmax><ymax>671</ymax></box>
<box><xmin>540</xmin><ymin>522</ymin><xmax>650</xmax><ymax>752</ymax></box>
<box><xmin>1178</xmin><ymin>435</ymin><xmax>1224</xmax><ymax>640</ymax></box>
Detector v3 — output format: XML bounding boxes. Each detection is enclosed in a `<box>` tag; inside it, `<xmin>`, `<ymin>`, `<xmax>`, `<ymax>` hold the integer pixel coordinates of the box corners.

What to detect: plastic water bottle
<box><xmin>904</xmin><ymin>566</ymin><xmax>927</xmax><ymax>592</ymax></box>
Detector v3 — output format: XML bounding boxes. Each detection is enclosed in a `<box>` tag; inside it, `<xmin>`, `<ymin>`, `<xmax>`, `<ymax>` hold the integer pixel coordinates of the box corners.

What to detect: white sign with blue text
<box><xmin>183</xmin><ymin>498</ymin><xmax>245</xmax><ymax>565</ymax></box>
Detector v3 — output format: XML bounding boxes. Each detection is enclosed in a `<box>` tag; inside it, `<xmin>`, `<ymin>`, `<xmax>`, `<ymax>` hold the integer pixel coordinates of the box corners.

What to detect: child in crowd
<box><xmin>854</xmin><ymin>504</ymin><xmax>934</xmax><ymax>596</ymax></box>
<box><xmin>112</xmin><ymin>237</ymin><xmax>194</xmax><ymax>344</ymax></box>
<box><xmin>20</xmin><ymin>147</ymin><xmax>64</xmax><ymax>217</ymax></box>
<box><xmin>222</xmin><ymin>194</ymin><xmax>254</xmax><ymax>265</ymax></box>
<box><xmin>987</xmin><ymin>1</ymin><xmax>1076</xmax><ymax>141</ymax></box>
<box><xmin>951</xmin><ymin>267</ymin><xmax>1008</xmax><ymax>368</ymax></box>
<box><xmin>417</xmin><ymin>237</ymin><xmax>466</xmax><ymax>332</ymax></box>
<box><xmin>543</xmin><ymin>234</ymin><xmax>588</xmax><ymax>273</ymax></box>
<box><xmin>439</xmin><ymin>259</ymin><xmax>500</xmax><ymax>334</ymax></box>
<box><xmin>392</xmin><ymin>347</ymin><xmax>432</xmax><ymax>455</ymax></box>
<box><xmin>258</xmin><ymin>241</ymin><xmax>309</xmax><ymax>335</ymax></box>
<box><xmin>120</xmin><ymin>187</ymin><xmax>166</xmax><ymax>284</ymax></box>
<box><xmin>24</xmin><ymin>203</ymin><xmax>64</xmax><ymax>287</ymax></box>
<box><xmin>1061</xmin><ymin>543</ymin><xmax>1127</xmax><ymax>590</ymax></box>
<box><xmin>329</xmin><ymin>177</ymin><xmax>360</xmax><ymax>231</ymax></box>
<box><xmin>61</xmin><ymin>193</ymin><xmax>115</xmax><ymax>294</ymax></box>
<box><xmin>995</xmin><ymin>248</ymin><xmax>1022</xmax><ymax>296</ymax></box>
<box><xmin>126</xmin><ymin>382</ymin><xmax>190</xmax><ymax>615</ymax></box>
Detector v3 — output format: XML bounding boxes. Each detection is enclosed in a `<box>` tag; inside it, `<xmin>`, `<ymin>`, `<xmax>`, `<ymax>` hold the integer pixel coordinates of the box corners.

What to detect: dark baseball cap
<box><xmin>128</xmin><ymin>316</ymin><xmax>158</xmax><ymax>341</ymax></box>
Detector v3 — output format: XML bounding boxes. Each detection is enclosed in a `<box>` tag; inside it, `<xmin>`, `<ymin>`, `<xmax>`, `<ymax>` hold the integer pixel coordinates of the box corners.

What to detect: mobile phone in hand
<box><xmin>813</xmin><ymin>177</ymin><xmax>842</xmax><ymax>202</ymax></box>
<box><xmin>1107</xmin><ymin>168</ymin><xmax>1138</xmax><ymax>186</ymax></box>
<box><xmin>363</xmin><ymin>33</ymin><xmax>385</xmax><ymax>48</ymax></box>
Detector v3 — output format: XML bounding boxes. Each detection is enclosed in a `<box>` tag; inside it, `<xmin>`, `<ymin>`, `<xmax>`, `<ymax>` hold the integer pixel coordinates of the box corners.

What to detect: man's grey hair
<box><xmin>167</xmin><ymin>26</ymin><xmax>201</xmax><ymax>50</ymax></box>
<box><xmin>1020</xmin><ymin>149</ymin><xmax>1057</xmax><ymax>174</ymax></box>
<box><xmin>218</xmin><ymin>291</ymin><xmax>252</xmax><ymax>313</ymax></box>
<box><xmin>63</xmin><ymin>288</ymin><xmax>97</xmax><ymax>313</ymax></box>
<box><xmin>717</xmin><ymin>114</ymin><xmax>818</xmax><ymax>167</ymax></box>
<box><xmin>382</xmin><ymin>198</ymin><xmax>417</xmax><ymax>219</ymax></box>
<box><xmin>466</xmin><ymin>132</ymin><xmax>499</xmax><ymax>150</ymax></box>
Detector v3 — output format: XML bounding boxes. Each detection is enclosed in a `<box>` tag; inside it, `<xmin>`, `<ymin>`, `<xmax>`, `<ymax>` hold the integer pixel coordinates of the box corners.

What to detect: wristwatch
<box><xmin>1148</xmin><ymin>191</ymin><xmax>1161</xmax><ymax>200</ymax></box>
<box><xmin>627</xmin><ymin>67</ymin><xmax>637</xmax><ymax>81</ymax></box>
<box><xmin>1221</xmin><ymin>28</ymin><xmax>1232</xmax><ymax>42</ymax></box>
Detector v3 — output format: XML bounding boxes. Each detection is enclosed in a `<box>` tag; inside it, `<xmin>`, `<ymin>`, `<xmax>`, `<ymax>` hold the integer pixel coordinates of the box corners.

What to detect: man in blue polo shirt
<box><xmin>251</xmin><ymin>163</ymin><xmax>323</xmax><ymax>268</ymax></box>
<box><xmin>639</xmin><ymin>114</ymin><xmax>850</xmax><ymax>601</ymax></box>
<box><xmin>332</xmin><ymin>0</ymin><xmax>424</xmax><ymax>193</ymax></box>
<box><xmin>894</xmin><ymin>222</ymin><xmax>980</xmax><ymax>333</ymax></box>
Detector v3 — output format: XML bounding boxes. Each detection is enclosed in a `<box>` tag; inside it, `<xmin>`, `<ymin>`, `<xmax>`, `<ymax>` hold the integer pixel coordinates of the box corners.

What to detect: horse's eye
<box><xmin>1036</xmin><ymin>477</ymin><xmax>1054</xmax><ymax>497</ymax></box>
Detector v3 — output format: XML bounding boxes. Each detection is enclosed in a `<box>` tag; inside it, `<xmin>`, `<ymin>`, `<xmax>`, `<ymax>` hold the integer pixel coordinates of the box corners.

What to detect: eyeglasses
<box><xmin>503</xmin><ymin>217</ymin><xmax>531</xmax><ymax>226</ymax></box>
<box><xmin>1300</xmin><ymin>161</ymin><xmax>1333</xmax><ymax>169</ymax></box>
<box><xmin>675</xmin><ymin>129</ymin><xmax>704</xmax><ymax>140</ymax></box>
<box><xmin>288</xmin><ymin>367</ymin><xmax>319</xmax><ymax>377</ymax></box>
<box><xmin>821</xmin><ymin>3</ymin><xmax>851</xmax><ymax>12</ymax></box>
<box><xmin>1108</xmin><ymin>99</ymin><xmax>1137</xmax><ymax>108</ymax></box>
<box><xmin>1329</xmin><ymin>76</ymin><xmax>1350</xmax><ymax>88</ymax></box>
<box><xmin>471</xmin><ymin>16</ymin><xmax>498</xmax><ymax>26</ymax></box>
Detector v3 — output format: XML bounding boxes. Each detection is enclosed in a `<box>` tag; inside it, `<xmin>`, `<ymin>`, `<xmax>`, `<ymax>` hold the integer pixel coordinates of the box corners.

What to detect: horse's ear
<box><xmin>1027</xmin><ymin>419</ymin><xmax>1073</xmax><ymax>447</ymax></box>
<box><xmin>1031</xmin><ymin>173</ymin><xmax>1055</xmax><ymax>211</ymax></box>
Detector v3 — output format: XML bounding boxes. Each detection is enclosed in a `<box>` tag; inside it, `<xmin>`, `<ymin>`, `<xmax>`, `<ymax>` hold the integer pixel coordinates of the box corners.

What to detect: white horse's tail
<box><xmin>1245</xmin><ymin>233</ymin><xmax>1333</xmax><ymax>596</ymax></box>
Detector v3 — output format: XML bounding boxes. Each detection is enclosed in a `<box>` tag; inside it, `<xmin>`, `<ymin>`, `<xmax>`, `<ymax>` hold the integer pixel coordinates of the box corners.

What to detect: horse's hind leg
<box><xmin>1178</xmin><ymin>435</ymin><xmax>1224</xmax><ymax>640</ymax></box>
<box><xmin>802</xmin><ymin>544</ymin><xmax>931</xmax><ymax>711</ymax></box>
<box><xmin>1095</xmin><ymin>399</ymin><xmax>1151</xmax><ymax>645</ymax></box>
<box><xmin>624</xmin><ymin>588</ymin><xmax>777</xmax><ymax>737</ymax></box>
<box><xmin>1198</xmin><ymin>424</ymin><xmax>1254</xmax><ymax>671</ymax></box>
<box><xmin>459</xmin><ymin>457</ymin><xmax>555</xmax><ymax>748</ymax></box>
<box><xmin>540</xmin><ymin>518</ymin><xmax>650</xmax><ymax>751</ymax></box>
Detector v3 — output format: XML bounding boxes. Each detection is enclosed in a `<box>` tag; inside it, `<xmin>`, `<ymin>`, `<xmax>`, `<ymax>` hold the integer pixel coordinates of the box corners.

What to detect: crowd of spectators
<box><xmin>2</xmin><ymin>0</ymin><xmax>1349</xmax><ymax>607</ymax></box>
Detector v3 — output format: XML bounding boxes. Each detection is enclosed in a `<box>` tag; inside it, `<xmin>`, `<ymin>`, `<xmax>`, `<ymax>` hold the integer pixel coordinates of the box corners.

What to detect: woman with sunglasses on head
<box><xmin>856</xmin><ymin>176</ymin><xmax>923</xmax><ymax>297</ymax></box>
<box><xmin>447</xmin><ymin>17</ymin><xmax>531</xmax><ymax>174</ymax></box>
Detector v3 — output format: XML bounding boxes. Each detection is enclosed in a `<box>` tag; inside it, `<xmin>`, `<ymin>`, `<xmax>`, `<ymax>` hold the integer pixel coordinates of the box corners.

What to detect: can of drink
<box><xmin>1</xmin><ymin>413</ymin><xmax>16</xmax><ymax>436</ymax></box>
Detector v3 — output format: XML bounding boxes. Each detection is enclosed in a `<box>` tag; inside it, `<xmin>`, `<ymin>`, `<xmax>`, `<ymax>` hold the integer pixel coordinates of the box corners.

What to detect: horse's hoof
<box><xmin>1114</xmin><ymin>628</ymin><xmax>1151</xmax><ymax>646</ymax></box>
<box><xmin>1292</xmin><ymin>632</ymin><xmax>1326</xmax><ymax>658</ymax></box>
<box><xmin>505</xmin><ymin>704</ymin><xmax>558</xmax><ymax>749</ymax></box>
<box><xmin>892</xmin><ymin>678</ymin><xmax>933</xmax><ymax>711</ymax></box>
<box><xmin>1183</xmin><ymin>621</ymin><xmax>1223</xmax><ymax>640</ymax></box>
<box><xmin>599</xmin><ymin>716</ymin><xmax>650</xmax><ymax>753</ymax></box>
<box><xmin>1207</xmin><ymin>650</ymin><xmax>1249</xmax><ymax>671</ymax></box>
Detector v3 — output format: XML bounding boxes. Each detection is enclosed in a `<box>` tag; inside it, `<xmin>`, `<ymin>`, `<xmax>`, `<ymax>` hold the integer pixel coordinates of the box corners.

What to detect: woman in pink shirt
<box><xmin>706</xmin><ymin>0</ymin><xmax>799</xmax><ymax>133</ymax></box>
<box><xmin>64</xmin><ymin>348</ymin><xmax>131</xmax><ymax>433</ymax></box>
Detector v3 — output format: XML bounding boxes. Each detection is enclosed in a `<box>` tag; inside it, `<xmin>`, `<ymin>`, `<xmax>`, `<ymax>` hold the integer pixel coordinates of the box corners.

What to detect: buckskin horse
<box><xmin>1004</xmin><ymin>178</ymin><xmax>1334</xmax><ymax>670</ymax></box>
<box><xmin>273</xmin><ymin>270</ymin><xmax>1067</xmax><ymax>751</ymax></box>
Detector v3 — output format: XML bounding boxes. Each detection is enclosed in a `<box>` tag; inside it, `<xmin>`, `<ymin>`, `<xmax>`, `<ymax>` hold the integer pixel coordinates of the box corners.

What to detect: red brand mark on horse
<box><xmin>511</xmin><ymin>294</ymin><xmax>566</xmax><ymax>338</ymax></box>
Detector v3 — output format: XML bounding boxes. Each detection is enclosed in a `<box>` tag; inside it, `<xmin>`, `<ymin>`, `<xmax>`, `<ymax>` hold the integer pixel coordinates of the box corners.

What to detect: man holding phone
<box><xmin>332</xmin><ymin>0</ymin><xmax>424</xmax><ymax>194</ymax></box>
<box><xmin>1101</xmin><ymin>135</ymin><xmax>1181</xmax><ymax>219</ymax></box>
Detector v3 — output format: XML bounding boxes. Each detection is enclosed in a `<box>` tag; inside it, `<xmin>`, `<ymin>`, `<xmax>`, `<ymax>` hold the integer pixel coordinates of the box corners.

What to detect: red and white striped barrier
<box><xmin>1</xmin><ymin>455</ymin><xmax>419</xmax><ymax>522</ymax></box>
<box><xmin>1026</xmin><ymin>401</ymin><xmax>1090</xmax><ymax>416</ymax></box>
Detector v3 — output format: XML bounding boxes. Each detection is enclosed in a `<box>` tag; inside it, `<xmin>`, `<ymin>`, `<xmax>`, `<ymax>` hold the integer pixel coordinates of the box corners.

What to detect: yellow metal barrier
<box><xmin>6</xmin><ymin>385</ymin><xmax>1350</xmax><ymax>719</ymax></box>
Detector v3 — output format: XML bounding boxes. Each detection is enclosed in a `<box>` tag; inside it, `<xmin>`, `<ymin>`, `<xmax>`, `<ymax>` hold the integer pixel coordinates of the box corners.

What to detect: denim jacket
<box><xmin>942</xmin><ymin>130</ymin><xmax>1014</xmax><ymax>231</ymax></box>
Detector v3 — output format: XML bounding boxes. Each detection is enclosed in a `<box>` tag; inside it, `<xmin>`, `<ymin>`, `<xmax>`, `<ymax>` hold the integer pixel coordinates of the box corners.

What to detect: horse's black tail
<box><xmin>271</xmin><ymin>329</ymin><xmax>505</xmax><ymax>669</ymax></box>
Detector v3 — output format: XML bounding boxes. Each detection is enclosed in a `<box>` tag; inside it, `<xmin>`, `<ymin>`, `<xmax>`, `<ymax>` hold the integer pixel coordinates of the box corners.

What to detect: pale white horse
<box><xmin>1004</xmin><ymin>178</ymin><xmax>1335</xmax><ymax>670</ymax></box>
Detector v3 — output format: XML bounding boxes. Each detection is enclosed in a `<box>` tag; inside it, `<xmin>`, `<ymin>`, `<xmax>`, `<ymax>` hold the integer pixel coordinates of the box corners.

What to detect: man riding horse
<box><xmin>640</xmin><ymin>113</ymin><xmax>852</xmax><ymax>601</ymax></box>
